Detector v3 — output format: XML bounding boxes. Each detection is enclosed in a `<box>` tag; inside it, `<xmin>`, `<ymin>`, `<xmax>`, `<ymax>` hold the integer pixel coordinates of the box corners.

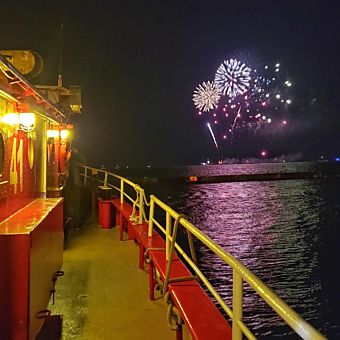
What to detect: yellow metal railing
<box><xmin>79</xmin><ymin>165</ymin><xmax>147</xmax><ymax>224</ymax></box>
<box><xmin>80</xmin><ymin>166</ymin><xmax>325</xmax><ymax>339</ymax></box>
<box><xmin>148</xmin><ymin>194</ymin><xmax>326</xmax><ymax>340</ymax></box>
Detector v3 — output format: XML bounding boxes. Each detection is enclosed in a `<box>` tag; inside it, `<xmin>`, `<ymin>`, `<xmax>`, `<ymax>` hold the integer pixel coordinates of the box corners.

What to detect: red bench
<box><xmin>111</xmin><ymin>198</ymin><xmax>232</xmax><ymax>340</ymax></box>
<box><xmin>111</xmin><ymin>198</ymin><xmax>136</xmax><ymax>240</ymax></box>
<box><xmin>148</xmin><ymin>248</ymin><xmax>232</xmax><ymax>340</ymax></box>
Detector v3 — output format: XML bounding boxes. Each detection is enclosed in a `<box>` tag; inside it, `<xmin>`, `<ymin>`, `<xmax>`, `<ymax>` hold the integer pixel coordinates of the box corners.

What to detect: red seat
<box><xmin>168</xmin><ymin>284</ymin><xmax>232</xmax><ymax>340</ymax></box>
<box><xmin>112</xmin><ymin>198</ymin><xmax>232</xmax><ymax>339</ymax></box>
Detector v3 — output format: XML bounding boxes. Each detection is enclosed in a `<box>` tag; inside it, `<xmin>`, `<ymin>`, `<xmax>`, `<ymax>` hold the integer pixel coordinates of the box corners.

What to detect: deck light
<box><xmin>1</xmin><ymin>112</ymin><xmax>36</xmax><ymax>132</ymax></box>
<box><xmin>1</xmin><ymin>113</ymin><xmax>19</xmax><ymax>125</ymax></box>
<box><xmin>60</xmin><ymin>129</ymin><xmax>69</xmax><ymax>140</ymax></box>
<box><xmin>47</xmin><ymin>129</ymin><xmax>59</xmax><ymax>138</ymax></box>
<box><xmin>19</xmin><ymin>112</ymin><xmax>35</xmax><ymax>132</ymax></box>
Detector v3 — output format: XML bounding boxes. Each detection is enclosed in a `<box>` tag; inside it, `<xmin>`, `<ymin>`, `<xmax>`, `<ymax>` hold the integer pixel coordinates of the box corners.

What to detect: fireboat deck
<box><xmin>49</xmin><ymin>215</ymin><xmax>174</xmax><ymax>339</ymax></box>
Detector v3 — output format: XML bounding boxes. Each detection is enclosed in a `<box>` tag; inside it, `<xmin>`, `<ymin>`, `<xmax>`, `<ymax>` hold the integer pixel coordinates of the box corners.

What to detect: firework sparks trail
<box><xmin>193</xmin><ymin>58</ymin><xmax>293</xmax><ymax>150</ymax></box>
<box><xmin>214</xmin><ymin>59</ymin><xmax>251</xmax><ymax>97</ymax></box>
<box><xmin>230</xmin><ymin>106</ymin><xmax>241</xmax><ymax>144</ymax></box>
<box><xmin>231</xmin><ymin>107</ymin><xmax>241</xmax><ymax>132</ymax></box>
<box><xmin>207</xmin><ymin>122</ymin><xmax>219</xmax><ymax>149</ymax></box>
<box><xmin>192</xmin><ymin>81</ymin><xmax>222</xmax><ymax>112</ymax></box>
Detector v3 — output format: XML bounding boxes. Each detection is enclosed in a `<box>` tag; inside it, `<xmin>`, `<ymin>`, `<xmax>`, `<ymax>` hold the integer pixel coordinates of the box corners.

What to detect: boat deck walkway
<box><xmin>48</xmin><ymin>215</ymin><xmax>175</xmax><ymax>340</ymax></box>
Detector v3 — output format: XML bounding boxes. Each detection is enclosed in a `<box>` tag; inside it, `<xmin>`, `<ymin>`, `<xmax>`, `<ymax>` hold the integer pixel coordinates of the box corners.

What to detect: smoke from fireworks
<box><xmin>214</xmin><ymin>59</ymin><xmax>251</xmax><ymax>97</ymax></box>
<box><xmin>192</xmin><ymin>81</ymin><xmax>222</xmax><ymax>112</ymax></box>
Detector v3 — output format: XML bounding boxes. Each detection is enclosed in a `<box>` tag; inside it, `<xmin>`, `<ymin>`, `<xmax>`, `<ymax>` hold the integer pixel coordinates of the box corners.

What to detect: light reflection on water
<box><xmin>141</xmin><ymin>172</ymin><xmax>340</xmax><ymax>338</ymax></box>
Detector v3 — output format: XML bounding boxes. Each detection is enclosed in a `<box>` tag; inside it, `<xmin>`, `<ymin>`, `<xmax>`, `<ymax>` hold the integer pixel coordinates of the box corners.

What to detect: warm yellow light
<box><xmin>1</xmin><ymin>113</ymin><xmax>19</xmax><ymax>125</ymax></box>
<box><xmin>19</xmin><ymin>112</ymin><xmax>35</xmax><ymax>131</ymax></box>
<box><xmin>47</xmin><ymin>129</ymin><xmax>59</xmax><ymax>138</ymax></box>
<box><xmin>60</xmin><ymin>129</ymin><xmax>69</xmax><ymax>139</ymax></box>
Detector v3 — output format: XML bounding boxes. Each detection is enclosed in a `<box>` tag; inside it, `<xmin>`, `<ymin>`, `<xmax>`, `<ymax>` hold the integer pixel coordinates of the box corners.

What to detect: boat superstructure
<box><xmin>0</xmin><ymin>50</ymin><xmax>80</xmax><ymax>339</ymax></box>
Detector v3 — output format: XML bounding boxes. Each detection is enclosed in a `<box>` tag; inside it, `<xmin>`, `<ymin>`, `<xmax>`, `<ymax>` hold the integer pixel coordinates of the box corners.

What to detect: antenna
<box><xmin>58</xmin><ymin>23</ymin><xmax>64</xmax><ymax>87</ymax></box>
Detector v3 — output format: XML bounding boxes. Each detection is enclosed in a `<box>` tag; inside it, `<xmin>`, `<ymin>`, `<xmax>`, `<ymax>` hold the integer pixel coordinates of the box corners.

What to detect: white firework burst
<box><xmin>192</xmin><ymin>81</ymin><xmax>222</xmax><ymax>112</ymax></box>
<box><xmin>214</xmin><ymin>58</ymin><xmax>251</xmax><ymax>97</ymax></box>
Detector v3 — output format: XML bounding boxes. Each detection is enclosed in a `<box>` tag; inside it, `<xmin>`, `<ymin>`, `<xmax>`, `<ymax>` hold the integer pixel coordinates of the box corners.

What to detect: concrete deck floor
<box><xmin>49</xmin><ymin>216</ymin><xmax>176</xmax><ymax>340</ymax></box>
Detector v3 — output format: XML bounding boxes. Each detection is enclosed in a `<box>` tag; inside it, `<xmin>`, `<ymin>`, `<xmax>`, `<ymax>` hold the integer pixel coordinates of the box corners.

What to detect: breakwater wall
<box><xmin>131</xmin><ymin>171</ymin><xmax>340</xmax><ymax>185</ymax></box>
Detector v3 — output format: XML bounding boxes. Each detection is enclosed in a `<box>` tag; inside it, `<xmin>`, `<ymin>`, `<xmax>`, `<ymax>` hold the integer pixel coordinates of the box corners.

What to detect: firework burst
<box><xmin>214</xmin><ymin>58</ymin><xmax>251</xmax><ymax>97</ymax></box>
<box><xmin>192</xmin><ymin>81</ymin><xmax>222</xmax><ymax>112</ymax></box>
<box><xmin>193</xmin><ymin>57</ymin><xmax>293</xmax><ymax>154</ymax></box>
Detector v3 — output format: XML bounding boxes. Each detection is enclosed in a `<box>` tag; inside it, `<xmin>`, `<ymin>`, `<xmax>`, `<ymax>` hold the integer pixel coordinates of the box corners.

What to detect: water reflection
<box><xmin>145</xmin><ymin>178</ymin><xmax>340</xmax><ymax>338</ymax></box>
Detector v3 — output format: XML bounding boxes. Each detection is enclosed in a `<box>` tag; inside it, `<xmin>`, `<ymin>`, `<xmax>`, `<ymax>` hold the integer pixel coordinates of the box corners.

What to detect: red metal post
<box><xmin>98</xmin><ymin>200</ymin><xmax>112</xmax><ymax>229</ymax></box>
<box><xmin>149</xmin><ymin>261</ymin><xmax>155</xmax><ymax>300</ymax></box>
<box><xmin>119</xmin><ymin>213</ymin><xmax>123</xmax><ymax>241</ymax></box>
<box><xmin>176</xmin><ymin>325</ymin><xmax>183</xmax><ymax>340</ymax></box>
<box><xmin>128</xmin><ymin>221</ymin><xmax>134</xmax><ymax>240</ymax></box>
<box><xmin>138</xmin><ymin>243</ymin><xmax>144</xmax><ymax>269</ymax></box>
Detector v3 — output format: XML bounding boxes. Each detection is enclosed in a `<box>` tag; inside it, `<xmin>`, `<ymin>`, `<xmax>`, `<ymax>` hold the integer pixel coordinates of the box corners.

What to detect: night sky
<box><xmin>2</xmin><ymin>1</ymin><xmax>340</xmax><ymax>167</ymax></box>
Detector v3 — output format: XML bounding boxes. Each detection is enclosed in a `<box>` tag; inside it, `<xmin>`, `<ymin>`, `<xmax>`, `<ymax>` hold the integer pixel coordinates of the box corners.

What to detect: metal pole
<box><xmin>138</xmin><ymin>188</ymin><xmax>144</xmax><ymax>225</ymax></box>
<box><xmin>148</xmin><ymin>197</ymin><xmax>154</xmax><ymax>237</ymax></box>
<box><xmin>163</xmin><ymin>215</ymin><xmax>185</xmax><ymax>296</ymax></box>
<box><xmin>39</xmin><ymin>119</ymin><xmax>47</xmax><ymax>197</ymax></box>
<box><xmin>120</xmin><ymin>180</ymin><xmax>124</xmax><ymax>204</ymax></box>
<box><xmin>232</xmin><ymin>269</ymin><xmax>243</xmax><ymax>340</ymax></box>
<box><xmin>166</xmin><ymin>212</ymin><xmax>171</xmax><ymax>260</ymax></box>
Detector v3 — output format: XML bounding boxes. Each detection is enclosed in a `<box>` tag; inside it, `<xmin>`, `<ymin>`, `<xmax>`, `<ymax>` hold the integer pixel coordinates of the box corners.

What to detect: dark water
<box><xmin>117</xmin><ymin>162</ymin><xmax>340</xmax><ymax>338</ymax></box>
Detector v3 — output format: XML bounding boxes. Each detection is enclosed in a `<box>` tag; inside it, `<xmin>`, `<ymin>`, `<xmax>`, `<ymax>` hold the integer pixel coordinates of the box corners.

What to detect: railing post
<box><xmin>120</xmin><ymin>180</ymin><xmax>124</xmax><ymax>204</ymax></box>
<box><xmin>138</xmin><ymin>188</ymin><xmax>144</xmax><ymax>225</ymax></box>
<box><xmin>232</xmin><ymin>269</ymin><xmax>243</xmax><ymax>340</ymax></box>
<box><xmin>165</xmin><ymin>212</ymin><xmax>171</xmax><ymax>260</ymax></box>
<box><xmin>104</xmin><ymin>172</ymin><xmax>108</xmax><ymax>187</ymax></box>
<box><xmin>148</xmin><ymin>197</ymin><xmax>154</xmax><ymax>237</ymax></box>
<box><xmin>84</xmin><ymin>166</ymin><xmax>87</xmax><ymax>186</ymax></box>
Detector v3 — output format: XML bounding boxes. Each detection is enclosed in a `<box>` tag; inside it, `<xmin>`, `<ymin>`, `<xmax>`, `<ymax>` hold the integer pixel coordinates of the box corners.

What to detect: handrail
<box><xmin>79</xmin><ymin>165</ymin><xmax>325</xmax><ymax>339</ymax></box>
<box><xmin>148</xmin><ymin>194</ymin><xmax>326</xmax><ymax>340</ymax></box>
<box><xmin>79</xmin><ymin>165</ymin><xmax>147</xmax><ymax>224</ymax></box>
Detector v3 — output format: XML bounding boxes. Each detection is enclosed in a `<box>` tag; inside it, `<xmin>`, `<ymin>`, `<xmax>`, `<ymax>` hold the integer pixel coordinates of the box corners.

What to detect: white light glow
<box><xmin>1</xmin><ymin>113</ymin><xmax>19</xmax><ymax>125</ymax></box>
